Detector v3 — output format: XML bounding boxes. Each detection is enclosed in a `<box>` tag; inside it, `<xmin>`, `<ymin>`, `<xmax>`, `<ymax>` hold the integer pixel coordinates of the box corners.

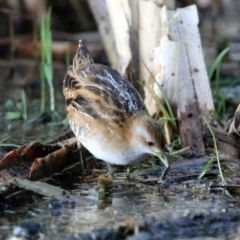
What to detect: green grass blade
<box><xmin>0</xmin><ymin>143</ymin><xmax>20</xmax><ymax>148</ymax></box>
<box><xmin>156</xmin><ymin>152</ymin><xmax>169</xmax><ymax>168</ymax></box>
<box><xmin>198</xmin><ymin>157</ymin><xmax>216</xmax><ymax>179</ymax></box>
<box><xmin>43</xmin><ymin>63</ymin><xmax>53</xmax><ymax>86</ymax></box>
<box><xmin>140</xmin><ymin>60</ymin><xmax>177</xmax><ymax>130</ymax></box>
<box><xmin>208</xmin><ymin>48</ymin><xmax>229</xmax><ymax>80</ymax></box>
<box><xmin>154</xmin><ymin>80</ymin><xmax>176</xmax><ymax>125</ymax></box>
<box><xmin>201</xmin><ymin>115</ymin><xmax>224</xmax><ymax>182</ymax></box>
<box><xmin>39</xmin><ymin>7</ymin><xmax>54</xmax><ymax>113</ymax></box>
<box><xmin>5</xmin><ymin>111</ymin><xmax>22</xmax><ymax>120</ymax></box>
<box><xmin>139</xmin><ymin>81</ymin><xmax>177</xmax><ymax>130</ymax></box>
<box><xmin>21</xmin><ymin>89</ymin><xmax>27</xmax><ymax>121</ymax></box>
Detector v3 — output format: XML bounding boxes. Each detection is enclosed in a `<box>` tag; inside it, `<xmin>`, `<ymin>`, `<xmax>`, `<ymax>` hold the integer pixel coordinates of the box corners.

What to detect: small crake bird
<box><xmin>63</xmin><ymin>40</ymin><xmax>167</xmax><ymax>178</ymax></box>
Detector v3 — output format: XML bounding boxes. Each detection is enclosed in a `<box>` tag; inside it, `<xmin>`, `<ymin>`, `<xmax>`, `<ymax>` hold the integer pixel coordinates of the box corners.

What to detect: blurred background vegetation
<box><xmin>0</xmin><ymin>0</ymin><xmax>239</xmax><ymax>144</ymax></box>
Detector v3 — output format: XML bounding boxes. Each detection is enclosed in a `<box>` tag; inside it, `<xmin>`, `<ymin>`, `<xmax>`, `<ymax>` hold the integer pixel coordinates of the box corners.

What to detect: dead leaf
<box><xmin>0</xmin><ymin>130</ymin><xmax>94</xmax><ymax>181</ymax></box>
<box><xmin>0</xmin><ymin>142</ymin><xmax>61</xmax><ymax>179</ymax></box>
<box><xmin>28</xmin><ymin>142</ymin><xmax>80</xmax><ymax>180</ymax></box>
<box><xmin>47</xmin><ymin>131</ymin><xmax>75</xmax><ymax>144</ymax></box>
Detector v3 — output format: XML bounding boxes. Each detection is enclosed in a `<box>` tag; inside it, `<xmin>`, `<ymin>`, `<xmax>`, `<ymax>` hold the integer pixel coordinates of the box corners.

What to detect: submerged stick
<box><xmin>8</xmin><ymin>178</ymin><xmax>95</xmax><ymax>206</ymax></box>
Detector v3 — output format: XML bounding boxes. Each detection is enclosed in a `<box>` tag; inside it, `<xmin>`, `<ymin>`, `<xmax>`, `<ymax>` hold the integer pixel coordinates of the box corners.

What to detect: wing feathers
<box><xmin>73</xmin><ymin>40</ymin><xmax>94</xmax><ymax>72</ymax></box>
<box><xmin>63</xmin><ymin>39</ymin><xmax>147</xmax><ymax>126</ymax></box>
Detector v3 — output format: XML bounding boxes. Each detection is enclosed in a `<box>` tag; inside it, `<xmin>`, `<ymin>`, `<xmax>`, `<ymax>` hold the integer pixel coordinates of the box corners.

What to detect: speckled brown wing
<box><xmin>64</xmin><ymin>64</ymin><xmax>148</xmax><ymax>125</ymax></box>
<box><xmin>63</xmin><ymin>41</ymin><xmax>147</xmax><ymax>127</ymax></box>
<box><xmin>62</xmin><ymin>40</ymin><xmax>93</xmax><ymax>105</ymax></box>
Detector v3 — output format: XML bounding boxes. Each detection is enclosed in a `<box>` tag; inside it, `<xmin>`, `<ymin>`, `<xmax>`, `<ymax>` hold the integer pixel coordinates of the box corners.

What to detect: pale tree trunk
<box><xmin>139</xmin><ymin>0</ymin><xmax>162</xmax><ymax>114</ymax></box>
<box><xmin>87</xmin><ymin>0</ymin><xmax>174</xmax><ymax>96</ymax></box>
<box><xmin>105</xmin><ymin>0</ymin><xmax>142</xmax><ymax>93</ymax></box>
<box><xmin>88</xmin><ymin>1</ymin><xmax>214</xmax><ymax>152</ymax></box>
<box><xmin>86</xmin><ymin>0</ymin><xmax>118</xmax><ymax>70</ymax></box>
<box><xmin>105</xmin><ymin>0</ymin><xmax>132</xmax><ymax>75</ymax></box>
<box><xmin>154</xmin><ymin>5</ymin><xmax>214</xmax><ymax>151</ymax></box>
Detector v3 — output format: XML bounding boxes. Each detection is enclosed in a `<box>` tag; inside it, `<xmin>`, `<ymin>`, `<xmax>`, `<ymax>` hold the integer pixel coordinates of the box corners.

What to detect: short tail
<box><xmin>73</xmin><ymin>40</ymin><xmax>94</xmax><ymax>71</ymax></box>
<box><xmin>63</xmin><ymin>40</ymin><xmax>93</xmax><ymax>91</ymax></box>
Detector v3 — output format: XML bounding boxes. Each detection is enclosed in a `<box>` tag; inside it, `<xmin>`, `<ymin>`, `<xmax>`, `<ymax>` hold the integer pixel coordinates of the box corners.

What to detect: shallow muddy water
<box><xmin>1</xmin><ymin>150</ymin><xmax>240</xmax><ymax>239</ymax></box>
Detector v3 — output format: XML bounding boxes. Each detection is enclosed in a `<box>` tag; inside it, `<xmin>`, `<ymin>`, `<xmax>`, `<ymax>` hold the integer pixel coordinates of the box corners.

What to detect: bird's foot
<box><xmin>158</xmin><ymin>166</ymin><xmax>169</xmax><ymax>184</ymax></box>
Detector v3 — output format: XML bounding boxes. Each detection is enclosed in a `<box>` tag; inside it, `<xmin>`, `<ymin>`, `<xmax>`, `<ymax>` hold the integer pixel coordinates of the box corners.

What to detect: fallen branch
<box><xmin>8</xmin><ymin>178</ymin><xmax>95</xmax><ymax>206</ymax></box>
<box><xmin>203</xmin><ymin>126</ymin><xmax>240</xmax><ymax>160</ymax></box>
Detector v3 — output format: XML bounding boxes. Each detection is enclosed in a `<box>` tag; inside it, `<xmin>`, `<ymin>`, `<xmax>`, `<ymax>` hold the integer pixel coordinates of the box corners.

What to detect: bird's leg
<box><xmin>106</xmin><ymin>162</ymin><xmax>114</xmax><ymax>175</ymax></box>
<box><xmin>106</xmin><ymin>164</ymin><xmax>131</xmax><ymax>179</ymax></box>
<box><xmin>126</xmin><ymin>166</ymin><xmax>130</xmax><ymax>179</ymax></box>
<box><xmin>77</xmin><ymin>141</ymin><xmax>86</xmax><ymax>181</ymax></box>
<box><xmin>158</xmin><ymin>166</ymin><xmax>169</xmax><ymax>183</ymax></box>
<box><xmin>156</xmin><ymin>152</ymin><xmax>169</xmax><ymax>183</ymax></box>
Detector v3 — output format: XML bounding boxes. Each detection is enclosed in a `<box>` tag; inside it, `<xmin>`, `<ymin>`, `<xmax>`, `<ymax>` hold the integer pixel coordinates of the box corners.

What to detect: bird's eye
<box><xmin>147</xmin><ymin>141</ymin><xmax>154</xmax><ymax>146</ymax></box>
